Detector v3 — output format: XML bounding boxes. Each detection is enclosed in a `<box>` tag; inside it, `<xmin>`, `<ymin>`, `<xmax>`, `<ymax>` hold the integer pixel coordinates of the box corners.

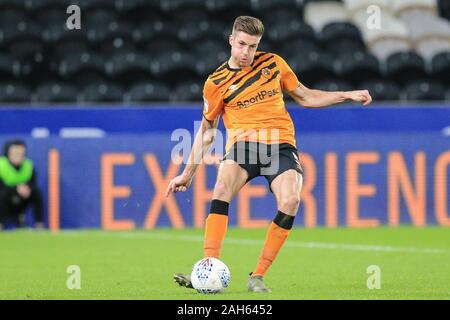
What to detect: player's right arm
<box><xmin>165</xmin><ymin>116</ymin><xmax>219</xmax><ymax>197</ymax></box>
<box><xmin>165</xmin><ymin>78</ymin><xmax>223</xmax><ymax>197</ymax></box>
<box><xmin>288</xmin><ymin>82</ymin><xmax>372</xmax><ymax>108</ymax></box>
<box><xmin>165</xmin><ymin>116</ymin><xmax>218</xmax><ymax>197</ymax></box>
<box><xmin>273</xmin><ymin>54</ymin><xmax>372</xmax><ymax>108</ymax></box>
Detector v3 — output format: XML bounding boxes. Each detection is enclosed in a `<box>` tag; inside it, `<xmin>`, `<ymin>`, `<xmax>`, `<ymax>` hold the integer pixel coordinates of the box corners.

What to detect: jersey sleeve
<box><xmin>202</xmin><ymin>78</ymin><xmax>223</xmax><ymax>121</ymax></box>
<box><xmin>275</xmin><ymin>54</ymin><xmax>300</xmax><ymax>92</ymax></box>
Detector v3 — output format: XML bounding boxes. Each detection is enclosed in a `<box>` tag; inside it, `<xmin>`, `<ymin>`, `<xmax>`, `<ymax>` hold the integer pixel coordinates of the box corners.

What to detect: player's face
<box><xmin>8</xmin><ymin>145</ymin><xmax>26</xmax><ymax>166</ymax></box>
<box><xmin>229</xmin><ymin>31</ymin><xmax>261</xmax><ymax>67</ymax></box>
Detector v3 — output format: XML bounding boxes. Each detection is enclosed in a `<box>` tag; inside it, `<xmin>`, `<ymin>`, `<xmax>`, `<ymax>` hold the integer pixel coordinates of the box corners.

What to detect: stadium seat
<box><xmin>150</xmin><ymin>51</ymin><xmax>198</xmax><ymax>85</ymax></box>
<box><xmin>133</xmin><ymin>22</ymin><xmax>160</xmax><ymax>45</ymax></box>
<box><xmin>286</xmin><ymin>50</ymin><xmax>336</xmax><ymax>87</ymax></box>
<box><xmin>176</xmin><ymin>10</ymin><xmax>228</xmax><ymax>43</ymax></box>
<box><xmin>193</xmin><ymin>39</ymin><xmax>229</xmax><ymax>60</ymax></box>
<box><xmin>415</xmin><ymin>39</ymin><xmax>450</xmax><ymax>63</ymax></box>
<box><xmin>439</xmin><ymin>0</ymin><xmax>450</xmax><ymax>21</ymax></box>
<box><xmin>58</xmin><ymin>52</ymin><xmax>106</xmax><ymax>86</ymax></box>
<box><xmin>392</xmin><ymin>0</ymin><xmax>438</xmax><ymax>17</ymax></box>
<box><xmin>177</xmin><ymin>20</ymin><xmax>226</xmax><ymax>44</ymax></box>
<box><xmin>133</xmin><ymin>21</ymin><xmax>179</xmax><ymax>49</ymax></box>
<box><xmin>278</xmin><ymin>27</ymin><xmax>318</xmax><ymax>59</ymax></box>
<box><xmin>86</xmin><ymin>21</ymin><xmax>133</xmax><ymax>46</ymax></box>
<box><xmin>352</xmin><ymin>10</ymin><xmax>410</xmax><ymax>50</ymax></box>
<box><xmin>170</xmin><ymin>8</ymin><xmax>209</xmax><ymax>25</ymax></box>
<box><xmin>281</xmin><ymin>38</ymin><xmax>320</xmax><ymax>60</ymax></box>
<box><xmin>26</xmin><ymin>0</ymin><xmax>72</xmax><ymax>12</ymax></box>
<box><xmin>8</xmin><ymin>39</ymin><xmax>44</xmax><ymax>61</ymax></box>
<box><xmin>0</xmin><ymin>53</ymin><xmax>17</xmax><ymax>81</ymax></box>
<box><xmin>50</xmin><ymin>40</ymin><xmax>90</xmax><ymax>61</ymax></box>
<box><xmin>0</xmin><ymin>8</ymin><xmax>26</xmax><ymax>27</ymax></box>
<box><xmin>34</xmin><ymin>6</ymin><xmax>66</xmax><ymax>27</ymax></box>
<box><xmin>319</xmin><ymin>21</ymin><xmax>364</xmax><ymax>45</ymax></box>
<box><xmin>100</xmin><ymin>37</ymin><xmax>137</xmax><ymax>56</ymax></box>
<box><xmin>335</xmin><ymin>50</ymin><xmax>381</xmax><ymax>85</ymax></box>
<box><xmin>431</xmin><ymin>51</ymin><xmax>450</xmax><ymax>82</ymax></box>
<box><xmin>0</xmin><ymin>22</ymin><xmax>42</xmax><ymax>48</ymax></box>
<box><xmin>370</xmin><ymin>38</ymin><xmax>413</xmax><ymax>63</ymax></box>
<box><xmin>404</xmin><ymin>80</ymin><xmax>446</xmax><ymax>101</ymax></box>
<box><xmin>170</xmin><ymin>81</ymin><xmax>203</xmax><ymax>102</ymax></box>
<box><xmin>41</xmin><ymin>23</ymin><xmax>87</xmax><ymax>47</ymax></box>
<box><xmin>105</xmin><ymin>51</ymin><xmax>152</xmax><ymax>85</ymax></box>
<box><xmin>396</xmin><ymin>6</ymin><xmax>450</xmax><ymax>71</ymax></box>
<box><xmin>252</xmin><ymin>0</ymin><xmax>300</xmax><ymax>13</ymax></box>
<box><xmin>312</xmin><ymin>79</ymin><xmax>354</xmax><ymax>92</ymax></box>
<box><xmin>0</xmin><ymin>82</ymin><xmax>32</xmax><ymax>103</ymax></box>
<box><xmin>195</xmin><ymin>54</ymin><xmax>226</xmax><ymax>79</ymax></box>
<box><xmin>264</xmin><ymin>11</ymin><xmax>309</xmax><ymax>43</ymax></box>
<box><xmin>343</xmin><ymin>0</ymin><xmax>391</xmax><ymax>14</ymax></box>
<box><xmin>15</xmin><ymin>56</ymin><xmax>53</xmax><ymax>87</ymax></box>
<box><xmin>0</xmin><ymin>0</ymin><xmax>24</xmax><ymax>10</ymax></box>
<box><xmin>304</xmin><ymin>0</ymin><xmax>345</xmax><ymax>5</ymax></box>
<box><xmin>446</xmin><ymin>87</ymin><xmax>450</xmax><ymax>101</ymax></box>
<box><xmin>0</xmin><ymin>0</ymin><xmax>447</xmax><ymax>105</ymax></box>
<box><xmin>160</xmin><ymin>0</ymin><xmax>207</xmax><ymax>13</ymax></box>
<box><xmin>33</xmin><ymin>82</ymin><xmax>78</xmax><ymax>103</ymax></box>
<box><xmin>319</xmin><ymin>22</ymin><xmax>365</xmax><ymax>56</ymax></box>
<box><xmin>261</xmin><ymin>8</ymin><xmax>302</xmax><ymax>28</ymax></box>
<box><xmin>73</xmin><ymin>0</ymin><xmax>116</xmax><ymax>11</ymax></box>
<box><xmin>78</xmin><ymin>82</ymin><xmax>125</xmax><ymax>104</ymax></box>
<box><xmin>84</xmin><ymin>8</ymin><xmax>118</xmax><ymax>27</ymax></box>
<box><xmin>217</xmin><ymin>11</ymin><xmax>256</xmax><ymax>28</ymax></box>
<box><xmin>399</xmin><ymin>10</ymin><xmax>450</xmax><ymax>42</ymax></box>
<box><xmin>144</xmin><ymin>38</ymin><xmax>183</xmax><ymax>56</ymax></box>
<box><xmin>124</xmin><ymin>81</ymin><xmax>171</xmax><ymax>103</ymax></box>
<box><xmin>360</xmin><ymin>80</ymin><xmax>401</xmax><ymax>101</ymax></box>
<box><xmin>205</xmin><ymin>0</ymin><xmax>253</xmax><ymax>15</ymax></box>
<box><xmin>193</xmin><ymin>40</ymin><xmax>229</xmax><ymax>77</ymax></box>
<box><xmin>304</xmin><ymin>1</ymin><xmax>349</xmax><ymax>32</ymax></box>
<box><xmin>385</xmin><ymin>51</ymin><xmax>428</xmax><ymax>84</ymax></box>
<box><xmin>115</xmin><ymin>0</ymin><xmax>161</xmax><ymax>13</ymax></box>
<box><xmin>32</xmin><ymin>4</ymin><xmax>73</xmax><ymax>35</ymax></box>
<box><xmin>133</xmin><ymin>9</ymin><xmax>163</xmax><ymax>26</ymax></box>
<box><xmin>328</xmin><ymin>38</ymin><xmax>367</xmax><ymax>58</ymax></box>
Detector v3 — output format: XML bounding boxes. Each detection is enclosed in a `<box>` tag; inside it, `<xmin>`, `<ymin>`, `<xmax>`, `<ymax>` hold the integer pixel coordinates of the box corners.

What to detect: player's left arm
<box><xmin>287</xmin><ymin>82</ymin><xmax>372</xmax><ymax>108</ymax></box>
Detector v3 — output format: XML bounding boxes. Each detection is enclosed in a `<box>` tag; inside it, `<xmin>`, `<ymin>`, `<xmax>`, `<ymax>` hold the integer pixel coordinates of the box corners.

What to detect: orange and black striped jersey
<box><xmin>202</xmin><ymin>52</ymin><xmax>300</xmax><ymax>151</ymax></box>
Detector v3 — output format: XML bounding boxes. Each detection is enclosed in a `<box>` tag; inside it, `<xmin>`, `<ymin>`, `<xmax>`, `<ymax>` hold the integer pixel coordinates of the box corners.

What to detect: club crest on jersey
<box><xmin>261</xmin><ymin>67</ymin><xmax>271</xmax><ymax>79</ymax></box>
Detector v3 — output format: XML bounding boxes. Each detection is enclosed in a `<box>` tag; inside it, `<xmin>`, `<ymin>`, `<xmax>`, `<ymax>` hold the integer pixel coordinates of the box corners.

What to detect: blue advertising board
<box><xmin>1</xmin><ymin>104</ymin><xmax>449</xmax><ymax>229</ymax></box>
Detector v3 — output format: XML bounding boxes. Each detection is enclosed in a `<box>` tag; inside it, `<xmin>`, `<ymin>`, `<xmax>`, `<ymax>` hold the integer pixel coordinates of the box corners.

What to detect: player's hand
<box><xmin>165</xmin><ymin>174</ymin><xmax>193</xmax><ymax>197</ymax></box>
<box><xmin>345</xmin><ymin>90</ymin><xmax>372</xmax><ymax>106</ymax></box>
<box><xmin>17</xmin><ymin>184</ymin><xmax>31</xmax><ymax>199</ymax></box>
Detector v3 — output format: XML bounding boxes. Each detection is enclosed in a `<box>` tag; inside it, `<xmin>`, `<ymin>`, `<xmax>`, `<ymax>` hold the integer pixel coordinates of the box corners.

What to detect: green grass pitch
<box><xmin>0</xmin><ymin>227</ymin><xmax>449</xmax><ymax>300</ymax></box>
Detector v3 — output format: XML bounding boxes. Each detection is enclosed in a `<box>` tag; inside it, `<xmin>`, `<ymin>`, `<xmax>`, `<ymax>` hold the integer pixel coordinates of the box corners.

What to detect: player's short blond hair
<box><xmin>232</xmin><ymin>16</ymin><xmax>264</xmax><ymax>37</ymax></box>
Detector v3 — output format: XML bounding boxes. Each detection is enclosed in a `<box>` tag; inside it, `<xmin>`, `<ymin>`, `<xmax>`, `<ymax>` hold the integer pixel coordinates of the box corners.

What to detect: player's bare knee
<box><xmin>279</xmin><ymin>194</ymin><xmax>301</xmax><ymax>213</ymax></box>
<box><xmin>213</xmin><ymin>181</ymin><xmax>232</xmax><ymax>200</ymax></box>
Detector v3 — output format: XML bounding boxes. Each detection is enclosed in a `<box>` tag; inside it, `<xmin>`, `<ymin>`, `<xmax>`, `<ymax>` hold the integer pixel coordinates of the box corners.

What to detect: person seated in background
<box><xmin>0</xmin><ymin>140</ymin><xmax>44</xmax><ymax>230</ymax></box>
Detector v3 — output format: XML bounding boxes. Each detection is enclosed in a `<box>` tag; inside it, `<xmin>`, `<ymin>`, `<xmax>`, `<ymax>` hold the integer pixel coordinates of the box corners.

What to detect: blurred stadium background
<box><xmin>0</xmin><ymin>0</ymin><xmax>449</xmax><ymax>300</ymax></box>
<box><xmin>0</xmin><ymin>0</ymin><xmax>450</xmax><ymax>102</ymax></box>
<box><xmin>0</xmin><ymin>0</ymin><xmax>449</xmax><ymax>228</ymax></box>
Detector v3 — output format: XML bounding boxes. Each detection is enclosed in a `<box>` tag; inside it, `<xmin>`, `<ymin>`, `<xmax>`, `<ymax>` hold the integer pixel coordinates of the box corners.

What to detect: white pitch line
<box><xmin>115</xmin><ymin>232</ymin><xmax>448</xmax><ymax>254</ymax></box>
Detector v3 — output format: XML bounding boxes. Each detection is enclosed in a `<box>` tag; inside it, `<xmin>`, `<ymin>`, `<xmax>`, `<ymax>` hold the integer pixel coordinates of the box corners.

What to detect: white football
<box><xmin>191</xmin><ymin>257</ymin><xmax>231</xmax><ymax>294</ymax></box>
